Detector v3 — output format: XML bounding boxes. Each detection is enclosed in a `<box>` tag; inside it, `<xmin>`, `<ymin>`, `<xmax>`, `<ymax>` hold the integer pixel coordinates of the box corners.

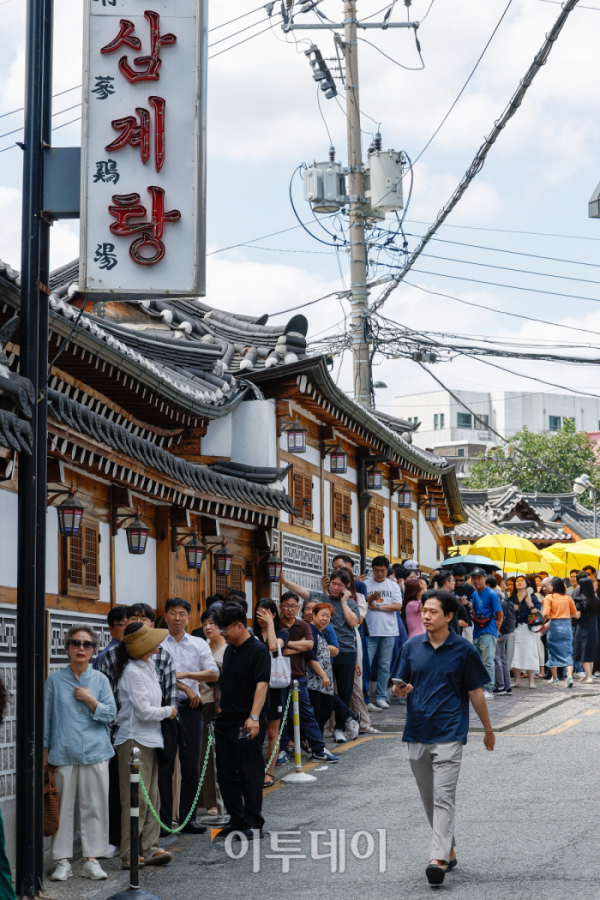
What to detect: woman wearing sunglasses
<box><xmin>45</xmin><ymin>625</ymin><xmax>117</xmax><ymax>882</ymax></box>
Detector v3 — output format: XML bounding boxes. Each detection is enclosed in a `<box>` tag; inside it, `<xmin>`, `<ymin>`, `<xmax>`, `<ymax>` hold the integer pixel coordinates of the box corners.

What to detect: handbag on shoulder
<box><xmin>269</xmin><ymin>645</ymin><xmax>291</xmax><ymax>688</ymax></box>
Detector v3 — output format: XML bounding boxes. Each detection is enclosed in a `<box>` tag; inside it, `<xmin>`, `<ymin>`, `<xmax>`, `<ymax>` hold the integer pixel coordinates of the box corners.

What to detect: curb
<box><xmin>469</xmin><ymin>691</ymin><xmax>585</xmax><ymax>732</ymax></box>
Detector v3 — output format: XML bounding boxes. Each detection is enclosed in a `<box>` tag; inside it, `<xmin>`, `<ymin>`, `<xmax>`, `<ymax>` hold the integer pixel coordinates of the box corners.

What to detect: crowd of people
<box><xmin>40</xmin><ymin>551</ymin><xmax>600</xmax><ymax>886</ymax></box>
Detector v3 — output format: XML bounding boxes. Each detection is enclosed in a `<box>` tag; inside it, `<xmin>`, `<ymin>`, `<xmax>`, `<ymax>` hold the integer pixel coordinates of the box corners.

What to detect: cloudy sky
<box><xmin>1</xmin><ymin>0</ymin><xmax>600</xmax><ymax>417</ymax></box>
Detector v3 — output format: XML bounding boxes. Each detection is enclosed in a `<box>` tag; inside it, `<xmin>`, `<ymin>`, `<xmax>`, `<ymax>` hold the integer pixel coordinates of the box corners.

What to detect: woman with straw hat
<box><xmin>113</xmin><ymin>622</ymin><xmax>176</xmax><ymax>869</ymax></box>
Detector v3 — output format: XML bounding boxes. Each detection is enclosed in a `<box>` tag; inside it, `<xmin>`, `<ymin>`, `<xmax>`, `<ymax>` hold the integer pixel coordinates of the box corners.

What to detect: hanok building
<box><xmin>0</xmin><ymin>256</ymin><xmax>465</xmax><ymax>860</ymax></box>
<box><xmin>450</xmin><ymin>483</ymin><xmax>595</xmax><ymax>548</ymax></box>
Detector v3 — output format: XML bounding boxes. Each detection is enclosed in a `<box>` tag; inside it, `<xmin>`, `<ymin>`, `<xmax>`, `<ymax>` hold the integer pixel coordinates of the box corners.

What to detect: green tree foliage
<box><xmin>464</xmin><ymin>421</ymin><xmax>600</xmax><ymax>504</ymax></box>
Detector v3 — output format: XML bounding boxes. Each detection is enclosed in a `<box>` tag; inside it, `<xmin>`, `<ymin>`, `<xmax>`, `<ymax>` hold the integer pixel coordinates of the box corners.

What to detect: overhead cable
<box><xmin>371</xmin><ymin>0</ymin><xmax>582</xmax><ymax>315</ymax></box>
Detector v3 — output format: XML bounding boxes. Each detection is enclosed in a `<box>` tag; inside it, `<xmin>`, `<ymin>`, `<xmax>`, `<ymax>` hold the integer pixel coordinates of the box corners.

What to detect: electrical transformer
<box><xmin>362</xmin><ymin>169</ymin><xmax>385</xmax><ymax>223</ymax></box>
<box><xmin>304</xmin><ymin>159</ymin><xmax>346</xmax><ymax>213</ymax></box>
<box><xmin>366</xmin><ymin>149</ymin><xmax>404</xmax><ymax>212</ymax></box>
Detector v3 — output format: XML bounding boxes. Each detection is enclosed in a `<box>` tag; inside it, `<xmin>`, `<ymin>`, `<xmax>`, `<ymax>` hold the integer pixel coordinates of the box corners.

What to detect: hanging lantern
<box><xmin>267</xmin><ymin>553</ymin><xmax>283</xmax><ymax>583</ymax></box>
<box><xmin>285</xmin><ymin>418</ymin><xmax>307</xmax><ymax>454</ymax></box>
<box><xmin>214</xmin><ymin>541</ymin><xmax>233</xmax><ymax>577</ymax></box>
<box><xmin>184</xmin><ymin>533</ymin><xmax>205</xmax><ymax>570</ymax></box>
<box><xmin>125</xmin><ymin>512</ymin><xmax>149</xmax><ymax>555</ymax></box>
<box><xmin>56</xmin><ymin>485</ymin><xmax>85</xmax><ymax>537</ymax></box>
<box><xmin>367</xmin><ymin>466</ymin><xmax>383</xmax><ymax>490</ymax></box>
<box><xmin>329</xmin><ymin>443</ymin><xmax>348</xmax><ymax>474</ymax></box>
<box><xmin>398</xmin><ymin>487</ymin><xmax>412</xmax><ymax>508</ymax></box>
<box><xmin>424</xmin><ymin>501</ymin><xmax>438</xmax><ymax>522</ymax></box>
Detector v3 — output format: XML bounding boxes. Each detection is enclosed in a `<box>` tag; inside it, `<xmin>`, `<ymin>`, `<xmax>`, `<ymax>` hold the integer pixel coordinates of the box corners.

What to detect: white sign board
<box><xmin>80</xmin><ymin>0</ymin><xmax>206</xmax><ymax>297</ymax></box>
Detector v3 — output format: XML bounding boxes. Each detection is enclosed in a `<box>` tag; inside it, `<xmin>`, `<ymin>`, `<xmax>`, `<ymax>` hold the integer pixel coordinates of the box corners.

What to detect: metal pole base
<box><xmin>107</xmin><ymin>890</ymin><xmax>162</xmax><ymax>900</ymax></box>
<box><xmin>281</xmin><ymin>771</ymin><xmax>318</xmax><ymax>784</ymax></box>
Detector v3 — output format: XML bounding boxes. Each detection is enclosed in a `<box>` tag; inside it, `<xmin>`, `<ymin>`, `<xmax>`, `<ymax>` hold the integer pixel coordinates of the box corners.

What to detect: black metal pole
<box><xmin>16</xmin><ymin>0</ymin><xmax>45</xmax><ymax>893</ymax></box>
<box><xmin>33</xmin><ymin>0</ymin><xmax>53</xmax><ymax>887</ymax></box>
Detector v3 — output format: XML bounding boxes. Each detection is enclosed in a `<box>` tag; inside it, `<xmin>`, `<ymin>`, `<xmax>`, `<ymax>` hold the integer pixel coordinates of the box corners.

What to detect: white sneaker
<box><xmin>574</xmin><ymin>672</ymin><xmax>585</xmax><ymax>679</ymax></box>
<box><xmin>50</xmin><ymin>860</ymin><xmax>73</xmax><ymax>881</ymax></box>
<box><xmin>333</xmin><ymin>729</ymin><xmax>347</xmax><ymax>743</ymax></box>
<box><xmin>81</xmin><ymin>859</ymin><xmax>108</xmax><ymax>880</ymax></box>
<box><xmin>375</xmin><ymin>698</ymin><xmax>389</xmax><ymax>709</ymax></box>
<box><xmin>345</xmin><ymin>717</ymin><xmax>360</xmax><ymax>740</ymax></box>
<box><xmin>367</xmin><ymin>702</ymin><xmax>382</xmax><ymax>712</ymax></box>
<box><xmin>103</xmin><ymin>844</ymin><xmax>118</xmax><ymax>859</ymax></box>
<box><xmin>483</xmin><ymin>691</ymin><xmax>494</xmax><ymax>700</ymax></box>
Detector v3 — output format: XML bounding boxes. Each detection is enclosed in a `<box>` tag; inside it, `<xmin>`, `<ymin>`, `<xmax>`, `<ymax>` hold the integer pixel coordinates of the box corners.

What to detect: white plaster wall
<box><xmin>311</xmin><ymin>474</ymin><xmax>320</xmax><ymax>536</ymax></box>
<box><xmin>383</xmin><ymin>505</ymin><xmax>390</xmax><ymax>555</ymax></box>
<box><xmin>45</xmin><ymin>505</ymin><xmax>59</xmax><ymax>594</ymax></box>
<box><xmin>115</xmin><ymin>531</ymin><xmax>157</xmax><ymax>607</ymax></box>
<box><xmin>323</xmin><ymin>481</ymin><xmax>331</xmax><ymax>538</ymax></box>
<box><xmin>202</xmin><ymin>415</ymin><xmax>232</xmax><ymax>457</ymax></box>
<box><xmin>351</xmin><ymin>492</ymin><xmax>359</xmax><ymax>544</ymax></box>
<box><xmin>231</xmin><ymin>400</ymin><xmax>277</xmax><ymax>467</ymax></box>
<box><xmin>0</xmin><ymin>489</ymin><xmax>17</xmax><ymax>588</ymax></box>
<box><xmin>99</xmin><ymin>521</ymin><xmax>111</xmax><ymax>604</ymax></box>
<box><xmin>417</xmin><ymin>511</ymin><xmax>439</xmax><ymax>570</ymax></box>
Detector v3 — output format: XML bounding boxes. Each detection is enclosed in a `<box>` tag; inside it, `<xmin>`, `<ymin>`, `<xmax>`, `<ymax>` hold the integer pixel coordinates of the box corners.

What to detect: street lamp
<box><xmin>328</xmin><ymin>442</ymin><xmax>348</xmax><ymax>474</ymax></box>
<box><xmin>125</xmin><ymin>509</ymin><xmax>150</xmax><ymax>555</ymax></box>
<box><xmin>213</xmin><ymin>540</ymin><xmax>234</xmax><ymax>577</ymax></box>
<box><xmin>285</xmin><ymin>418</ymin><xmax>307</xmax><ymax>454</ymax></box>
<box><xmin>367</xmin><ymin>465</ymin><xmax>383</xmax><ymax>490</ymax></box>
<box><xmin>574</xmin><ymin>474</ymin><xmax>598</xmax><ymax>539</ymax></box>
<box><xmin>55</xmin><ymin>483</ymin><xmax>85</xmax><ymax>537</ymax></box>
<box><xmin>183</xmin><ymin>532</ymin><xmax>206</xmax><ymax>570</ymax></box>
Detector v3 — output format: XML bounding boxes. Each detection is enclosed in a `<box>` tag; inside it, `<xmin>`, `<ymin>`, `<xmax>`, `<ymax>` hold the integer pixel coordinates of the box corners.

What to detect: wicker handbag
<box><xmin>44</xmin><ymin>767</ymin><xmax>60</xmax><ymax>837</ymax></box>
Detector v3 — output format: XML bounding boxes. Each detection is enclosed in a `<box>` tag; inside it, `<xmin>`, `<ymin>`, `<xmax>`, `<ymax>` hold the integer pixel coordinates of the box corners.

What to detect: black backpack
<box><xmin>500</xmin><ymin>596</ymin><xmax>517</xmax><ymax>635</ymax></box>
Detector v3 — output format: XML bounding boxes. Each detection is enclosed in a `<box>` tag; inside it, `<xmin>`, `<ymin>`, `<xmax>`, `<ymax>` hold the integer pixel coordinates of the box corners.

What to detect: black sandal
<box><xmin>263</xmin><ymin>775</ymin><xmax>277</xmax><ymax>789</ymax></box>
<box><xmin>425</xmin><ymin>864</ymin><xmax>446</xmax><ymax>886</ymax></box>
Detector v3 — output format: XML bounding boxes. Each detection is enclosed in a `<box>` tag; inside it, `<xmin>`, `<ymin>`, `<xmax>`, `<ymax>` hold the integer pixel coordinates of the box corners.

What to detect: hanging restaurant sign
<box><xmin>80</xmin><ymin>0</ymin><xmax>207</xmax><ymax>297</ymax></box>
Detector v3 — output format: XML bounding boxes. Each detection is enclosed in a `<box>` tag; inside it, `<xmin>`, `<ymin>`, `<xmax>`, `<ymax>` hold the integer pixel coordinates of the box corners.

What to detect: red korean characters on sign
<box><xmin>80</xmin><ymin>0</ymin><xmax>207</xmax><ymax>297</ymax></box>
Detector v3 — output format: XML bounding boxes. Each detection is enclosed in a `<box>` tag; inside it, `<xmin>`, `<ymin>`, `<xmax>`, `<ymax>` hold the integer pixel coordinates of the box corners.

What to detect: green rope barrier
<box><xmin>139</xmin><ymin>734</ymin><xmax>213</xmax><ymax>834</ymax></box>
<box><xmin>264</xmin><ymin>688</ymin><xmax>293</xmax><ymax>772</ymax></box>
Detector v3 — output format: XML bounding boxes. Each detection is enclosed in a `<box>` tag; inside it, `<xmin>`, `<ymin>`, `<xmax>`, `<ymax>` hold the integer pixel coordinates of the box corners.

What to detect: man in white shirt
<box><xmin>158</xmin><ymin>598</ymin><xmax>219</xmax><ymax>834</ymax></box>
<box><xmin>365</xmin><ymin>555</ymin><xmax>403</xmax><ymax>709</ymax></box>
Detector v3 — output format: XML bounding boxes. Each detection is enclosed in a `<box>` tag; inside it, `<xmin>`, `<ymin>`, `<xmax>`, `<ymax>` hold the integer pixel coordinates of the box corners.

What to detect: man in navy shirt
<box><xmin>471</xmin><ymin>568</ymin><xmax>503</xmax><ymax>698</ymax></box>
<box><xmin>394</xmin><ymin>590</ymin><xmax>494</xmax><ymax>886</ymax></box>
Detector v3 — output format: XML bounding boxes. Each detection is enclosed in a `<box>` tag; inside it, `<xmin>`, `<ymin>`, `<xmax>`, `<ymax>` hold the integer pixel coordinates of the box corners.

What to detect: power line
<box><xmin>412</xmin><ymin>0</ymin><xmax>514</xmax><ymax>165</ymax></box>
<box><xmin>421</xmin><ymin>251</ymin><xmax>600</xmax><ymax>287</ymax></box>
<box><xmin>0</xmin><ymin>102</ymin><xmax>81</xmax><ymax>140</ymax></box>
<box><xmin>357</xmin><ymin>34</ymin><xmax>425</xmax><ymax>70</ymax></box>
<box><xmin>405</xmin><ymin>218</ymin><xmax>600</xmax><ymax>242</ymax></box>
<box><xmin>209</xmin><ymin>3</ymin><xmax>272</xmax><ymax>32</ymax></box>
<box><xmin>428</xmin><ymin>235</ymin><xmax>600</xmax><ymax>270</ymax></box>
<box><xmin>371</xmin><ymin>0</ymin><xmax>582</xmax><ymax>316</ymax></box>
<box><xmin>409</xmin><ymin>267</ymin><xmax>600</xmax><ymax>305</ymax></box>
<box><xmin>208</xmin><ymin>12</ymin><xmax>277</xmax><ymax>48</ymax></box>
<box><xmin>0</xmin><ymin>84</ymin><xmax>81</xmax><ymax>120</ymax></box>
<box><xmin>208</xmin><ymin>17</ymin><xmax>280</xmax><ymax>60</ymax></box>
<box><xmin>402</xmin><ymin>279</ymin><xmax>600</xmax><ymax>339</ymax></box>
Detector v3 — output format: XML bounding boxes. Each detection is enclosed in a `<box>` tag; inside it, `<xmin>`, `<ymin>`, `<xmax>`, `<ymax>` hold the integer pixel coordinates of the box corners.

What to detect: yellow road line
<box><xmin>542</xmin><ymin>718</ymin><xmax>581</xmax><ymax>735</ymax></box>
<box><xmin>583</xmin><ymin>708</ymin><xmax>600</xmax><ymax>716</ymax></box>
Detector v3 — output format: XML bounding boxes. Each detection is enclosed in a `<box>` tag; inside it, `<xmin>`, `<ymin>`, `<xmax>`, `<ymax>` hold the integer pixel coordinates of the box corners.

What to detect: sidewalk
<box><xmin>365</xmin><ymin>676</ymin><xmax>600</xmax><ymax>733</ymax></box>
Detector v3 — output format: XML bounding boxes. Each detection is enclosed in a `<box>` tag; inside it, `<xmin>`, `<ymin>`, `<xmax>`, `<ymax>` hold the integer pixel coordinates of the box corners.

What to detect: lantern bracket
<box><xmin>172</xmin><ymin>526</ymin><xmax>198</xmax><ymax>554</ymax></box>
<box><xmin>320</xmin><ymin>440</ymin><xmax>342</xmax><ymax>460</ymax></box>
<box><xmin>112</xmin><ymin>505</ymin><xmax>143</xmax><ymax>537</ymax></box>
<box><xmin>47</xmin><ymin>480</ymin><xmax>78</xmax><ymax>508</ymax></box>
<box><xmin>390</xmin><ymin>478</ymin><xmax>410</xmax><ymax>495</ymax></box>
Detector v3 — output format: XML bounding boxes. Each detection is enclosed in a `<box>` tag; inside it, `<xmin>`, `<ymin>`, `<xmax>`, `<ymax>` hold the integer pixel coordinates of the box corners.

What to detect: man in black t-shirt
<box><xmin>212</xmin><ymin>604</ymin><xmax>270</xmax><ymax>839</ymax></box>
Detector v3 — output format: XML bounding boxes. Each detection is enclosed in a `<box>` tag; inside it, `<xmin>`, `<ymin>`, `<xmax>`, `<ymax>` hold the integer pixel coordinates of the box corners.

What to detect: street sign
<box><xmin>80</xmin><ymin>0</ymin><xmax>207</xmax><ymax>298</ymax></box>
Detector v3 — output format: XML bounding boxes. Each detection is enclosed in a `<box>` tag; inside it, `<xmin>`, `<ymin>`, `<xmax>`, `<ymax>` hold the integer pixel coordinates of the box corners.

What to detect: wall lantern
<box><xmin>213</xmin><ymin>539</ymin><xmax>233</xmax><ymax>577</ymax></box>
<box><xmin>54</xmin><ymin>482</ymin><xmax>86</xmax><ymax>537</ymax></box>
<box><xmin>183</xmin><ymin>532</ymin><xmax>206</xmax><ymax>570</ymax></box>
<box><xmin>419</xmin><ymin>496</ymin><xmax>438</xmax><ymax>522</ymax></box>
<box><xmin>367</xmin><ymin>466</ymin><xmax>383</xmax><ymax>491</ymax></box>
<box><xmin>285</xmin><ymin>418</ymin><xmax>307</xmax><ymax>454</ymax></box>
<box><xmin>328</xmin><ymin>442</ymin><xmax>348</xmax><ymax>474</ymax></box>
<box><xmin>125</xmin><ymin>508</ymin><xmax>150</xmax><ymax>555</ymax></box>
<box><xmin>257</xmin><ymin>550</ymin><xmax>283</xmax><ymax>583</ymax></box>
<box><xmin>399</xmin><ymin>488</ymin><xmax>413</xmax><ymax>508</ymax></box>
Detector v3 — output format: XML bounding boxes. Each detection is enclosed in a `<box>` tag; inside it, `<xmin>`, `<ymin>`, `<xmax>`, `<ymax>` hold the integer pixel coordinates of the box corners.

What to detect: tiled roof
<box><xmin>450</xmin><ymin>484</ymin><xmax>593</xmax><ymax>542</ymax></box>
<box><xmin>47</xmin><ymin>388</ymin><xmax>295</xmax><ymax>514</ymax></box>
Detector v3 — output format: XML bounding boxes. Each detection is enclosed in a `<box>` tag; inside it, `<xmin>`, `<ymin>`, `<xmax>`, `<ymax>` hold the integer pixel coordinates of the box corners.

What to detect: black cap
<box><xmin>471</xmin><ymin>567</ymin><xmax>487</xmax><ymax>576</ymax></box>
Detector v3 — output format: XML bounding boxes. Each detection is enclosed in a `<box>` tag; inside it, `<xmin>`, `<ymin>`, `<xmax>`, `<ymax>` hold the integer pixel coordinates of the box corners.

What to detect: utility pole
<box><xmin>342</xmin><ymin>0</ymin><xmax>371</xmax><ymax>407</ymax></box>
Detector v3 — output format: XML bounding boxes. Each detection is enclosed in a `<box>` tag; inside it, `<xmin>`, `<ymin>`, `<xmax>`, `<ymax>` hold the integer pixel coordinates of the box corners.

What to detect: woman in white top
<box><xmin>113</xmin><ymin>622</ymin><xmax>176</xmax><ymax>869</ymax></box>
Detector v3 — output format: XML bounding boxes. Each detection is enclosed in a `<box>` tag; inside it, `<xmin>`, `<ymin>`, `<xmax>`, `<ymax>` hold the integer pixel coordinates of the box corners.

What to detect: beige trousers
<box><xmin>350</xmin><ymin>632</ymin><xmax>370</xmax><ymax>729</ymax></box>
<box><xmin>408</xmin><ymin>741</ymin><xmax>463</xmax><ymax>863</ymax></box>
<box><xmin>117</xmin><ymin>740</ymin><xmax>161</xmax><ymax>863</ymax></box>
<box><xmin>51</xmin><ymin>760</ymin><xmax>110</xmax><ymax>861</ymax></box>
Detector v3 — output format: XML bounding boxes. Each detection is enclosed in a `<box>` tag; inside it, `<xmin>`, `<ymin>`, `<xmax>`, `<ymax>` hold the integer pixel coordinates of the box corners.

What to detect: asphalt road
<box><xmin>43</xmin><ymin>693</ymin><xmax>600</xmax><ymax>900</ymax></box>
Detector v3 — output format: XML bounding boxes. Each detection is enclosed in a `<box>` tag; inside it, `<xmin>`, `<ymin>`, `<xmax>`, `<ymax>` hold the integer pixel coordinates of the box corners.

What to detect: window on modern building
<box><xmin>434</xmin><ymin>414</ymin><xmax>439</xmax><ymax>430</ymax></box>
<box><xmin>293</xmin><ymin>471</ymin><xmax>313</xmax><ymax>527</ymax></box>
<box><xmin>457</xmin><ymin>412</ymin><xmax>472</xmax><ymax>428</ymax></box>
<box><xmin>398</xmin><ymin>514</ymin><xmax>413</xmax><ymax>557</ymax></box>
<box><xmin>474</xmin><ymin>414</ymin><xmax>489</xmax><ymax>428</ymax></box>
<box><xmin>549</xmin><ymin>415</ymin><xmax>561</xmax><ymax>431</ymax></box>
<box><xmin>457</xmin><ymin>448</ymin><xmax>465</xmax><ymax>458</ymax></box>
<box><xmin>440</xmin><ymin>413</ymin><xmax>445</xmax><ymax>429</ymax></box>
<box><xmin>332</xmin><ymin>486</ymin><xmax>352</xmax><ymax>539</ymax></box>
<box><xmin>63</xmin><ymin>519</ymin><xmax>100</xmax><ymax>600</ymax></box>
<box><xmin>367</xmin><ymin>503</ymin><xmax>385</xmax><ymax>550</ymax></box>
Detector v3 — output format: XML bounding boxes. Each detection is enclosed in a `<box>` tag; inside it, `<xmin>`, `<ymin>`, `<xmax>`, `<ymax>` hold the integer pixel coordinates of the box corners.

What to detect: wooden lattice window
<box><xmin>293</xmin><ymin>471</ymin><xmax>313</xmax><ymax>527</ymax></box>
<box><xmin>332</xmin><ymin>487</ymin><xmax>352</xmax><ymax>539</ymax></box>
<box><xmin>215</xmin><ymin>557</ymin><xmax>246</xmax><ymax>596</ymax></box>
<box><xmin>367</xmin><ymin>504</ymin><xmax>384</xmax><ymax>550</ymax></box>
<box><xmin>398</xmin><ymin>514</ymin><xmax>414</xmax><ymax>558</ymax></box>
<box><xmin>65</xmin><ymin>520</ymin><xmax>100</xmax><ymax>599</ymax></box>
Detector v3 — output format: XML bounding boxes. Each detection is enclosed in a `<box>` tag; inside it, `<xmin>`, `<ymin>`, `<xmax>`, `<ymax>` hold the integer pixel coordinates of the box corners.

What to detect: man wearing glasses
<box><xmin>277</xmin><ymin>592</ymin><xmax>339</xmax><ymax>764</ymax></box>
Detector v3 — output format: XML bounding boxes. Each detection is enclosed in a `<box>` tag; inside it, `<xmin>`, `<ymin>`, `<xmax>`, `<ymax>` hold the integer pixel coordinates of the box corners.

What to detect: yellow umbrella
<box><xmin>470</xmin><ymin>534</ymin><xmax>543</xmax><ymax>566</ymax></box>
<box><xmin>447</xmin><ymin>544</ymin><xmax>472</xmax><ymax>557</ymax></box>
<box><xmin>507</xmin><ymin>556</ymin><xmax>563</xmax><ymax>576</ymax></box>
<box><xmin>546</xmin><ymin>542</ymin><xmax>600</xmax><ymax>571</ymax></box>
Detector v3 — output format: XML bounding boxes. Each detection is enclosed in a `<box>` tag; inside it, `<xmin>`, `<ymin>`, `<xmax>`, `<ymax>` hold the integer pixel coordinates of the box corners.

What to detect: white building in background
<box><xmin>394</xmin><ymin>389</ymin><xmax>600</xmax><ymax>459</ymax></box>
